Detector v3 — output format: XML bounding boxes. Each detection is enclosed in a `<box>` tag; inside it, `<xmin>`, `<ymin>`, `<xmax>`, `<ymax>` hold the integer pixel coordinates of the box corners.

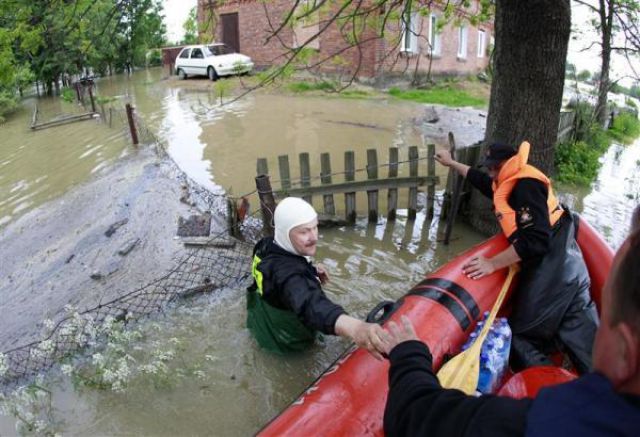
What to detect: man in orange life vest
<box><xmin>435</xmin><ymin>142</ymin><xmax>598</xmax><ymax>373</ymax></box>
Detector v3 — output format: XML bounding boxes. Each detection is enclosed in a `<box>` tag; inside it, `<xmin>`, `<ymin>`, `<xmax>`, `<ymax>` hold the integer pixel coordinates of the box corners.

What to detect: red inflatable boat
<box><xmin>258</xmin><ymin>217</ymin><xmax>614</xmax><ymax>436</ymax></box>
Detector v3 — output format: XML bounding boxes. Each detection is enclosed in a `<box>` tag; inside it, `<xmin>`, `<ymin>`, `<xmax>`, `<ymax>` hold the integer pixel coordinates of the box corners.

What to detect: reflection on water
<box><xmin>199</xmin><ymin>94</ymin><xmax>426</xmax><ymax>198</ymax></box>
<box><xmin>559</xmin><ymin>139</ymin><xmax>640</xmax><ymax>249</ymax></box>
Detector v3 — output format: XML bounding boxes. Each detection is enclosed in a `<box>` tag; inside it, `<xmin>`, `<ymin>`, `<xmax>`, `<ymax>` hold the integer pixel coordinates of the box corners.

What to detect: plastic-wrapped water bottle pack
<box><xmin>461</xmin><ymin>312</ymin><xmax>512</xmax><ymax>394</ymax></box>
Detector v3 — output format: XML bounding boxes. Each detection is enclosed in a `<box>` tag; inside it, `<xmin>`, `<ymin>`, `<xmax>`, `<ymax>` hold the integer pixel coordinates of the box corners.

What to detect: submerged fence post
<box><xmin>88</xmin><ymin>85</ymin><xmax>96</xmax><ymax>113</ymax></box>
<box><xmin>255</xmin><ymin>174</ymin><xmax>276</xmax><ymax>237</ymax></box>
<box><xmin>444</xmin><ymin>133</ymin><xmax>464</xmax><ymax>245</ymax></box>
<box><xmin>125</xmin><ymin>103</ymin><xmax>139</xmax><ymax>146</ymax></box>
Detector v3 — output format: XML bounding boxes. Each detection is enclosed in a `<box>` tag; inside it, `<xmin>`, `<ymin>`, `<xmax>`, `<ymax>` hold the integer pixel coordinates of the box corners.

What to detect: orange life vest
<box><xmin>492</xmin><ymin>142</ymin><xmax>563</xmax><ymax>238</ymax></box>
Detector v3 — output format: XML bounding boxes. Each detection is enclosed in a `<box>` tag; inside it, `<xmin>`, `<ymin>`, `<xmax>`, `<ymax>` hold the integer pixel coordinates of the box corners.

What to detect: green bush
<box><xmin>555</xmin><ymin>104</ymin><xmax>640</xmax><ymax>185</ymax></box>
<box><xmin>146</xmin><ymin>49</ymin><xmax>162</xmax><ymax>67</ymax></box>
<box><xmin>0</xmin><ymin>91</ymin><xmax>18</xmax><ymax>122</ymax></box>
<box><xmin>609</xmin><ymin>113</ymin><xmax>640</xmax><ymax>144</ymax></box>
<box><xmin>555</xmin><ymin>141</ymin><xmax>603</xmax><ymax>185</ymax></box>
<box><xmin>60</xmin><ymin>87</ymin><xmax>75</xmax><ymax>103</ymax></box>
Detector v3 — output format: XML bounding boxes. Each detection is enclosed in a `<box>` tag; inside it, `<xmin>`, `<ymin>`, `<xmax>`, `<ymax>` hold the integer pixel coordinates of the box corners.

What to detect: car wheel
<box><xmin>208</xmin><ymin>66</ymin><xmax>219</xmax><ymax>81</ymax></box>
<box><xmin>177</xmin><ymin>68</ymin><xmax>186</xmax><ymax>80</ymax></box>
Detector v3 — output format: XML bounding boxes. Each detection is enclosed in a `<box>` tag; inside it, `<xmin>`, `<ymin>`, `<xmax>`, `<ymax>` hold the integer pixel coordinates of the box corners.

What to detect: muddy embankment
<box><xmin>0</xmin><ymin>146</ymin><xmax>227</xmax><ymax>352</ymax></box>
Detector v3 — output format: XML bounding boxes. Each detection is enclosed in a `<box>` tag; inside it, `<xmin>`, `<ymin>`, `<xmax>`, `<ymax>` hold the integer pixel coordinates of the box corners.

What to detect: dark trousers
<box><xmin>510</xmin><ymin>294</ymin><xmax>599</xmax><ymax>375</ymax></box>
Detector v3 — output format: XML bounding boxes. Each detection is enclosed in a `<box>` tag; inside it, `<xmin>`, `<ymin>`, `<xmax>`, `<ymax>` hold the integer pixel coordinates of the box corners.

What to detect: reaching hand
<box><xmin>376</xmin><ymin>316</ymin><xmax>418</xmax><ymax>356</ymax></box>
<box><xmin>335</xmin><ymin>315</ymin><xmax>386</xmax><ymax>360</ymax></box>
<box><xmin>316</xmin><ymin>263</ymin><xmax>330</xmax><ymax>285</ymax></box>
<box><xmin>435</xmin><ymin>150</ymin><xmax>455</xmax><ymax>167</ymax></box>
<box><xmin>353</xmin><ymin>322</ymin><xmax>386</xmax><ymax>361</ymax></box>
<box><xmin>462</xmin><ymin>256</ymin><xmax>496</xmax><ymax>280</ymax></box>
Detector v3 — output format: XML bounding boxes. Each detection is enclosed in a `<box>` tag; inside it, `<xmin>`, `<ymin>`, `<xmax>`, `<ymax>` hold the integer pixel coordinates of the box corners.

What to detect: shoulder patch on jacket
<box><xmin>518</xmin><ymin>206</ymin><xmax>534</xmax><ymax>228</ymax></box>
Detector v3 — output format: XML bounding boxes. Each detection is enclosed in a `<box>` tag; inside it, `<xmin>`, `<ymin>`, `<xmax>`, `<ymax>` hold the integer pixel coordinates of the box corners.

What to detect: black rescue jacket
<box><xmin>247</xmin><ymin>237</ymin><xmax>346</xmax><ymax>353</ymax></box>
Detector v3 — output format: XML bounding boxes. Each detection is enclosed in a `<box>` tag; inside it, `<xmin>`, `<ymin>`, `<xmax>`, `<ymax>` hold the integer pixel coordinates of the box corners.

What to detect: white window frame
<box><xmin>401</xmin><ymin>11</ymin><xmax>419</xmax><ymax>53</ymax></box>
<box><xmin>477</xmin><ymin>29</ymin><xmax>486</xmax><ymax>58</ymax></box>
<box><xmin>457</xmin><ymin>26</ymin><xmax>468</xmax><ymax>59</ymax></box>
<box><xmin>428</xmin><ymin>13</ymin><xmax>442</xmax><ymax>57</ymax></box>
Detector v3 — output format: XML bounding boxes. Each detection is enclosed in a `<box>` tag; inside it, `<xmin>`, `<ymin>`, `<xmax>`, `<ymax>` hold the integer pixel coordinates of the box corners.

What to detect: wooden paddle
<box><xmin>437</xmin><ymin>264</ymin><xmax>518</xmax><ymax>394</ymax></box>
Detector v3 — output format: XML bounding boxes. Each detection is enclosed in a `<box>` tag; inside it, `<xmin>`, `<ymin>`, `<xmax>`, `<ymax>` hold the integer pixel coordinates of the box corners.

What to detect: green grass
<box><xmin>338</xmin><ymin>89</ymin><xmax>372</xmax><ymax>99</ymax></box>
<box><xmin>286</xmin><ymin>80</ymin><xmax>374</xmax><ymax>99</ymax></box>
<box><xmin>608</xmin><ymin>113</ymin><xmax>640</xmax><ymax>145</ymax></box>
<box><xmin>287</xmin><ymin>80</ymin><xmax>337</xmax><ymax>93</ymax></box>
<box><xmin>388</xmin><ymin>86</ymin><xmax>487</xmax><ymax>108</ymax></box>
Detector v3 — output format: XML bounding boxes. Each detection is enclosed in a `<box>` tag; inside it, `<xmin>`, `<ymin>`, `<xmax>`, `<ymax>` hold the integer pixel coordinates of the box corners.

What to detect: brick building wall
<box><xmin>198</xmin><ymin>0</ymin><xmax>295</xmax><ymax>69</ymax></box>
<box><xmin>197</xmin><ymin>0</ymin><xmax>492</xmax><ymax>79</ymax></box>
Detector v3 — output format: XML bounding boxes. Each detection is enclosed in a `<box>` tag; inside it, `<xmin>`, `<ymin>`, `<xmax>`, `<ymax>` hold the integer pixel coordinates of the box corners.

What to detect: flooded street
<box><xmin>559</xmin><ymin>142</ymin><xmax>640</xmax><ymax>249</ymax></box>
<box><xmin>1</xmin><ymin>67</ymin><xmax>639</xmax><ymax>435</ymax></box>
<box><xmin>0</xmin><ymin>97</ymin><xmax>130</xmax><ymax>227</ymax></box>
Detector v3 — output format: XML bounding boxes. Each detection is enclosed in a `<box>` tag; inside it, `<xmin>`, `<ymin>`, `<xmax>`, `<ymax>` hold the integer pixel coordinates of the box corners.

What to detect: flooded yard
<box><xmin>1</xmin><ymin>67</ymin><xmax>639</xmax><ymax>435</ymax></box>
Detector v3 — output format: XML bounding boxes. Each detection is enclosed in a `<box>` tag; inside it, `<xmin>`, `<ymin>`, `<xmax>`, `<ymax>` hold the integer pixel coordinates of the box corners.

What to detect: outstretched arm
<box><xmin>334</xmin><ymin>314</ymin><xmax>385</xmax><ymax>360</ymax></box>
<box><xmin>435</xmin><ymin>150</ymin><xmax>470</xmax><ymax>178</ymax></box>
<box><xmin>379</xmin><ymin>317</ymin><xmax>532</xmax><ymax>437</ymax></box>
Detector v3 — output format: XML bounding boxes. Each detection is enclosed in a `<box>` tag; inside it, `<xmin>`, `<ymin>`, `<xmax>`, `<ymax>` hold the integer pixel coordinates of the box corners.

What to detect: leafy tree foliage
<box><xmin>573</xmin><ymin>0</ymin><xmax>640</xmax><ymax>125</ymax></box>
<box><xmin>182</xmin><ymin>7</ymin><xmax>198</xmax><ymax>45</ymax></box>
<box><xmin>577</xmin><ymin>69</ymin><xmax>592</xmax><ymax>81</ymax></box>
<box><xmin>0</xmin><ymin>0</ymin><xmax>166</xmax><ymax>120</ymax></box>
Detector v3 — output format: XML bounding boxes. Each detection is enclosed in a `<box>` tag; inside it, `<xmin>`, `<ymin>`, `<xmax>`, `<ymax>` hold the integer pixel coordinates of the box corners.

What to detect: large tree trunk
<box><xmin>466</xmin><ymin>0</ymin><xmax>571</xmax><ymax>235</ymax></box>
<box><xmin>595</xmin><ymin>0</ymin><xmax>612</xmax><ymax>127</ymax></box>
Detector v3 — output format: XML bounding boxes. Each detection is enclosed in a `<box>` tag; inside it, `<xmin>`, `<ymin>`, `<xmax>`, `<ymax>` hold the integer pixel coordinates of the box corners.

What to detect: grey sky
<box><xmin>163</xmin><ymin>0</ymin><xmax>197</xmax><ymax>43</ymax></box>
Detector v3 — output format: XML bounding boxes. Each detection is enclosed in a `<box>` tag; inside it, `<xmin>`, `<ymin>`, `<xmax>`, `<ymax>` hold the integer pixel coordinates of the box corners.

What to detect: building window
<box><xmin>477</xmin><ymin>30</ymin><xmax>486</xmax><ymax>58</ymax></box>
<box><xmin>428</xmin><ymin>14</ymin><xmax>442</xmax><ymax>56</ymax></box>
<box><xmin>401</xmin><ymin>11</ymin><xmax>418</xmax><ymax>53</ymax></box>
<box><xmin>457</xmin><ymin>26</ymin><xmax>468</xmax><ymax>59</ymax></box>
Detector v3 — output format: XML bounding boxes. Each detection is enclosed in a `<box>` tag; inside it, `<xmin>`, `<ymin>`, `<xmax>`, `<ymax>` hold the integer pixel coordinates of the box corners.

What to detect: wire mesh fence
<box><xmin>1</xmin><ymin>94</ymin><xmax>265</xmax><ymax>392</ymax></box>
<box><xmin>0</xmin><ymin>217</ymin><xmax>263</xmax><ymax>392</ymax></box>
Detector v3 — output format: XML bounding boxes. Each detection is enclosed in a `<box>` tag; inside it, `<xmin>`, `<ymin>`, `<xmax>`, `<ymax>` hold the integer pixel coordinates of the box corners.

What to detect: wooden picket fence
<box><xmin>255</xmin><ymin>145</ymin><xmax>440</xmax><ymax>224</ymax></box>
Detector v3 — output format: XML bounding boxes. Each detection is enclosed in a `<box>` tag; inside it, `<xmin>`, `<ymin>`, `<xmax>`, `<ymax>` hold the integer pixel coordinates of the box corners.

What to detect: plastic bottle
<box><xmin>461</xmin><ymin>331</ymin><xmax>478</xmax><ymax>351</ymax></box>
<box><xmin>477</xmin><ymin>342</ymin><xmax>497</xmax><ymax>393</ymax></box>
<box><xmin>477</xmin><ymin>349</ymin><xmax>492</xmax><ymax>394</ymax></box>
<box><xmin>472</xmin><ymin>316</ymin><xmax>513</xmax><ymax>394</ymax></box>
<box><xmin>493</xmin><ymin>318</ymin><xmax>512</xmax><ymax>387</ymax></box>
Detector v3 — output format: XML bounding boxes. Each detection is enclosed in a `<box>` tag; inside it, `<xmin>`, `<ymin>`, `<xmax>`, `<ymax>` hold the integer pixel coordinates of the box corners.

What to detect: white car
<box><xmin>175</xmin><ymin>44</ymin><xmax>254</xmax><ymax>80</ymax></box>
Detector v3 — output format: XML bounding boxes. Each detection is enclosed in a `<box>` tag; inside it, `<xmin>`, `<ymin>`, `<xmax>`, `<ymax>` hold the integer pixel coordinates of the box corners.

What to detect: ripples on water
<box><xmin>0</xmin><ymin>97</ymin><xmax>129</xmax><ymax>228</ymax></box>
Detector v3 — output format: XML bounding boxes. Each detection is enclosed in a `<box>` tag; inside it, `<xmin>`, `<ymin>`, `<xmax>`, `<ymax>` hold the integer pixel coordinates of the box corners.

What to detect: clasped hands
<box><xmin>358</xmin><ymin>316</ymin><xmax>418</xmax><ymax>360</ymax></box>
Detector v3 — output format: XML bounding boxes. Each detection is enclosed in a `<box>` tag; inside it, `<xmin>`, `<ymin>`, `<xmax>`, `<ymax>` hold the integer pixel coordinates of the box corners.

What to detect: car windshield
<box><xmin>208</xmin><ymin>44</ymin><xmax>234</xmax><ymax>56</ymax></box>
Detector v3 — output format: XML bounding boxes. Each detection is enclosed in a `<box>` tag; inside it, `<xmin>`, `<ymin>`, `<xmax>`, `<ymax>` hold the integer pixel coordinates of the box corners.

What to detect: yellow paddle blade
<box><xmin>436</xmin><ymin>265</ymin><xmax>518</xmax><ymax>394</ymax></box>
<box><xmin>437</xmin><ymin>341</ymin><xmax>482</xmax><ymax>395</ymax></box>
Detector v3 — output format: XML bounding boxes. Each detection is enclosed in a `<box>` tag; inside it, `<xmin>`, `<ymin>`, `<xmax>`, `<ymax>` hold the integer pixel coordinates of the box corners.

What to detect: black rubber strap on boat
<box><xmin>407</xmin><ymin>287</ymin><xmax>471</xmax><ymax>331</ymax></box>
<box><xmin>417</xmin><ymin>278</ymin><xmax>480</xmax><ymax>320</ymax></box>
